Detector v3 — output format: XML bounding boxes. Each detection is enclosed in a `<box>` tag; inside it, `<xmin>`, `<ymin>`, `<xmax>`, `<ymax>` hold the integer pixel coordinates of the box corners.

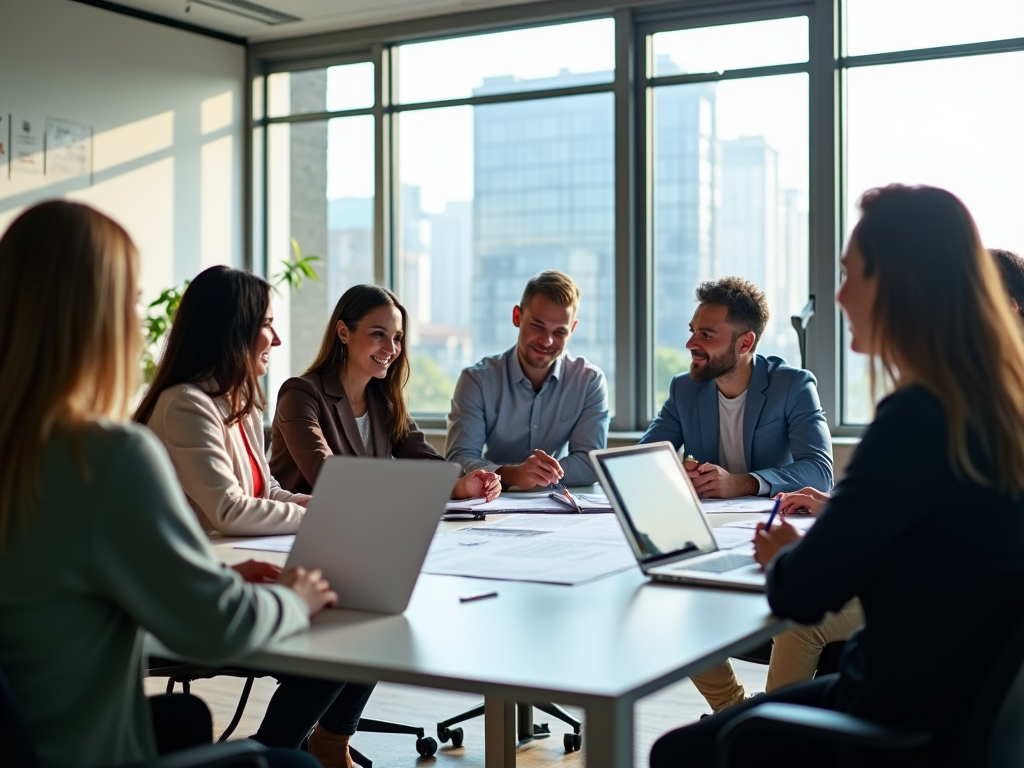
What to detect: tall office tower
<box><xmin>400</xmin><ymin>184</ymin><xmax>433</xmax><ymax>344</ymax></box>
<box><xmin>429</xmin><ymin>200</ymin><xmax>473</xmax><ymax>331</ymax></box>
<box><xmin>288</xmin><ymin>69</ymin><xmax>330</xmax><ymax>376</ymax></box>
<box><xmin>327</xmin><ymin>196</ymin><xmax>373</xmax><ymax>300</ymax></box>
<box><xmin>651</xmin><ymin>66</ymin><xmax>718</xmax><ymax>355</ymax></box>
<box><xmin>778</xmin><ymin>187</ymin><xmax>809</xmax><ymax>364</ymax></box>
<box><xmin>470</xmin><ymin>70</ymin><xmax>615</xmax><ymax>383</ymax></box>
<box><xmin>718</xmin><ymin>135</ymin><xmax>800</xmax><ymax>366</ymax></box>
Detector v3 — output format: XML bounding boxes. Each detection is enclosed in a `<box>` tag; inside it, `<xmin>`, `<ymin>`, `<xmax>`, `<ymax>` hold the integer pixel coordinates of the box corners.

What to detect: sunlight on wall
<box><xmin>201</xmin><ymin>135</ymin><xmax>234</xmax><ymax>269</ymax></box>
<box><xmin>94</xmin><ymin>110</ymin><xmax>175</xmax><ymax>173</ymax></box>
<box><xmin>201</xmin><ymin>91</ymin><xmax>233</xmax><ymax>135</ymax></box>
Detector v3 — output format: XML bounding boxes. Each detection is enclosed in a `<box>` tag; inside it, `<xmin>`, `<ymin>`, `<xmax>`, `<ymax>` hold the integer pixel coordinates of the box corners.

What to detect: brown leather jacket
<box><xmin>269</xmin><ymin>371</ymin><xmax>443</xmax><ymax>494</ymax></box>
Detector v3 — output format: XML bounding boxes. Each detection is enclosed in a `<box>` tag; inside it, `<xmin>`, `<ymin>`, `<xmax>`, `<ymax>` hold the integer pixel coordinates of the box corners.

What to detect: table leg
<box><xmin>517</xmin><ymin>702</ymin><xmax>534</xmax><ymax>740</ymax></box>
<box><xmin>583</xmin><ymin>697</ymin><xmax>633</xmax><ymax>768</ymax></box>
<box><xmin>484</xmin><ymin>696</ymin><xmax>516</xmax><ymax>767</ymax></box>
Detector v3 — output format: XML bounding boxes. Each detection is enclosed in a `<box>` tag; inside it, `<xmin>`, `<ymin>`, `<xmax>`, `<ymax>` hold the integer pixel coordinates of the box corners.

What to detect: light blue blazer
<box><xmin>640</xmin><ymin>354</ymin><xmax>833</xmax><ymax>494</ymax></box>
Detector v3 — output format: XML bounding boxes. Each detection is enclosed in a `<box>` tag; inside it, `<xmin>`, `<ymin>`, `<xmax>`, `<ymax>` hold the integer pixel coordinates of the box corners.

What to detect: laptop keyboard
<box><xmin>679</xmin><ymin>553</ymin><xmax>756</xmax><ymax>573</ymax></box>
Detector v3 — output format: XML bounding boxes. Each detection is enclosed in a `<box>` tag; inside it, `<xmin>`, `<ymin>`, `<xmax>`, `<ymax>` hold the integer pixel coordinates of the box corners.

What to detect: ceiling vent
<box><xmin>190</xmin><ymin>0</ymin><xmax>301</xmax><ymax>25</ymax></box>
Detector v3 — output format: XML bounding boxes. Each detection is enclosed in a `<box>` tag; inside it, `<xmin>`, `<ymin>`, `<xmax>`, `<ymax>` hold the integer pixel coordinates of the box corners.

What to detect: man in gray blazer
<box><xmin>641</xmin><ymin>277</ymin><xmax>832</xmax><ymax>498</ymax></box>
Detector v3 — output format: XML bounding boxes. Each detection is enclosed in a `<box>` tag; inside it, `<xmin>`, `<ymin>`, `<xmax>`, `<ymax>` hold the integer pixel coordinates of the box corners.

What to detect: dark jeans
<box><xmin>252</xmin><ymin>677</ymin><xmax>376</xmax><ymax>747</ymax></box>
<box><xmin>149</xmin><ymin>693</ymin><xmax>319</xmax><ymax>768</ymax></box>
<box><xmin>650</xmin><ymin>675</ymin><xmax>841</xmax><ymax>768</ymax></box>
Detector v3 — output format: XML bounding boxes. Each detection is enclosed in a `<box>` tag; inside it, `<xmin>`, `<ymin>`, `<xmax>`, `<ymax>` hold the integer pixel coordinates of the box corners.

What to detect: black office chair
<box><xmin>714</xmin><ymin>609</ymin><xmax>1024</xmax><ymax>768</ymax></box>
<box><xmin>0</xmin><ymin>662</ymin><xmax>273</xmax><ymax>768</ymax></box>
<box><xmin>436</xmin><ymin>701</ymin><xmax>583</xmax><ymax>753</ymax></box>
<box><xmin>149</xmin><ymin>662</ymin><xmax>438</xmax><ymax>767</ymax></box>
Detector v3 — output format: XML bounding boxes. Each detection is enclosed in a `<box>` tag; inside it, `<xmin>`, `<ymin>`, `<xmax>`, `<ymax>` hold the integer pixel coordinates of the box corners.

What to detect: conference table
<box><xmin>208</xmin><ymin>509</ymin><xmax>786</xmax><ymax>768</ymax></box>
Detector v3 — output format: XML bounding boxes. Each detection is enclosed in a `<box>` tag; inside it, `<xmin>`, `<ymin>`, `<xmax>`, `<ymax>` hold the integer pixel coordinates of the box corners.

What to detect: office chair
<box><xmin>0</xmin><ymin>661</ymin><xmax>273</xmax><ymax>768</ymax></box>
<box><xmin>436</xmin><ymin>701</ymin><xmax>583</xmax><ymax>753</ymax></box>
<box><xmin>714</xmin><ymin>609</ymin><xmax>1024</xmax><ymax>768</ymax></box>
<box><xmin>149</xmin><ymin>662</ymin><xmax>439</xmax><ymax>767</ymax></box>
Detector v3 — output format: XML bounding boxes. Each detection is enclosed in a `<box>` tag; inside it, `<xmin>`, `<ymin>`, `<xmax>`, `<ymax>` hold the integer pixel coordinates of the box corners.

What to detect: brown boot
<box><xmin>307</xmin><ymin>724</ymin><xmax>354</xmax><ymax>768</ymax></box>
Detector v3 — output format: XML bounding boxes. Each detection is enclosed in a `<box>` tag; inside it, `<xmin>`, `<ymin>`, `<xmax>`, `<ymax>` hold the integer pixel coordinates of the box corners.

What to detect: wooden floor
<box><xmin>145</xmin><ymin>660</ymin><xmax>769</xmax><ymax>767</ymax></box>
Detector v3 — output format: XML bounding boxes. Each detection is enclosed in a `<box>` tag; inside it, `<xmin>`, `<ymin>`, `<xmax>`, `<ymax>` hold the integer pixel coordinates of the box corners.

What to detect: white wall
<box><xmin>0</xmin><ymin>0</ymin><xmax>245</xmax><ymax>301</ymax></box>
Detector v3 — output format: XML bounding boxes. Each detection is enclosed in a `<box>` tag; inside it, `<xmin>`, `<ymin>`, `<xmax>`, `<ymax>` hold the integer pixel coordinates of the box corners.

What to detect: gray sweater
<box><xmin>0</xmin><ymin>421</ymin><xmax>309</xmax><ymax>768</ymax></box>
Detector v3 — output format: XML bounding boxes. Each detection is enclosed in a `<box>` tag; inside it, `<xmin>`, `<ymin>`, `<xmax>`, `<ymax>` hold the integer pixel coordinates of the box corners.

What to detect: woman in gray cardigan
<box><xmin>0</xmin><ymin>201</ymin><xmax>332</xmax><ymax>768</ymax></box>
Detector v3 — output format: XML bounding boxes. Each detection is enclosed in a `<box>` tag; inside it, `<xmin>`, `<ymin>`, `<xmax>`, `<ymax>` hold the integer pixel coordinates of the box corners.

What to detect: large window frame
<box><xmin>246</xmin><ymin>0</ymin><xmax>1023</xmax><ymax>437</ymax></box>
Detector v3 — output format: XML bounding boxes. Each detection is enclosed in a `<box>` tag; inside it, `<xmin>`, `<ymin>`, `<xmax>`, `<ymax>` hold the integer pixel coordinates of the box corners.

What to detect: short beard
<box><xmin>690</xmin><ymin>346</ymin><xmax>739</xmax><ymax>382</ymax></box>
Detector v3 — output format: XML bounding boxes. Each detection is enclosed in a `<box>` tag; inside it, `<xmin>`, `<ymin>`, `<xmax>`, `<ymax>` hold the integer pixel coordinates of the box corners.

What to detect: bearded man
<box><xmin>641</xmin><ymin>277</ymin><xmax>833</xmax><ymax>499</ymax></box>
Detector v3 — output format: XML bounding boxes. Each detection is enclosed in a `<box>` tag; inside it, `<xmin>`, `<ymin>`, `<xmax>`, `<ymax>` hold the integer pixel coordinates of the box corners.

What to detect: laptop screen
<box><xmin>596</xmin><ymin>445</ymin><xmax>717</xmax><ymax>564</ymax></box>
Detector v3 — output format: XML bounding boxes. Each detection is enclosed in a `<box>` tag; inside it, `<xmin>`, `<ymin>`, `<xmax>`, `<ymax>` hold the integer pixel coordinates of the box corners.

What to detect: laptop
<box><xmin>589</xmin><ymin>442</ymin><xmax>765</xmax><ymax>592</ymax></box>
<box><xmin>285</xmin><ymin>456</ymin><xmax>460</xmax><ymax>613</ymax></box>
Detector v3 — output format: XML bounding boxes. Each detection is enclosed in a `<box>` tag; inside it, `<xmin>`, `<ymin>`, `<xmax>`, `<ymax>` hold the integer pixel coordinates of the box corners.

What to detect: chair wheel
<box><xmin>437</xmin><ymin>726</ymin><xmax>451</xmax><ymax>743</ymax></box>
<box><xmin>416</xmin><ymin>736</ymin><xmax>438</xmax><ymax>757</ymax></box>
<box><xmin>574</xmin><ymin>733</ymin><xmax>582</xmax><ymax>750</ymax></box>
<box><xmin>450</xmin><ymin>727</ymin><xmax>464</xmax><ymax>748</ymax></box>
<box><xmin>564</xmin><ymin>732</ymin><xmax>582</xmax><ymax>751</ymax></box>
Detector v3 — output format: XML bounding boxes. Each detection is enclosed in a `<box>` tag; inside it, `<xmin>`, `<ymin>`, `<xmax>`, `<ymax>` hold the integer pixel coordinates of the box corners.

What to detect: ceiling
<box><xmin>106</xmin><ymin>0</ymin><xmax>544</xmax><ymax>43</ymax></box>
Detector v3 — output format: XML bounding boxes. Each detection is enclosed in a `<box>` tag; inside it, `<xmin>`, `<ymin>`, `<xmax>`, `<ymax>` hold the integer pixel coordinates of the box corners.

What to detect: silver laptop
<box><xmin>286</xmin><ymin>456</ymin><xmax>460</xmax><ymax>613</ymax></box>
<box><xmin>590</xmin><ymin>442</ymin><xmax>765</xmax><ymax>592</ymax></box>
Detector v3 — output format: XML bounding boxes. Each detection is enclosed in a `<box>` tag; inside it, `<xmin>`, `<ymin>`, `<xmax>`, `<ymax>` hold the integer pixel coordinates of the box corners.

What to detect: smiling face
<box><xmin>837</xmin><ymin>238</ymin><xmax>880</xmax><ymax>356</ymax></box>
<box><xmin>513</xmin><ymin>294</ymin><xmax>578</xmax><ymax>374</ymax></box>
<box><xmin>337</xmin><ymin>303</ymin><xmax>404</xmax><ymax>383</ymax></box>
<box><xmin>685</xmin><ymin>303</ymin><xmax>751</xmax><ymax>382</ymax></box>
<box><xmin>253</xmin><ymin>302</ymin><xmax>280</xmax><ymax>377</ymax></box>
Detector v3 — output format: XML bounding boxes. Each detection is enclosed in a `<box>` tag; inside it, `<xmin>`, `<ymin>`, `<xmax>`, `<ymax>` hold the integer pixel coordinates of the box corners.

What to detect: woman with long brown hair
<box><xmin>134</xmin><ymin>265</ymin><xmax>376</xmax><ymax>768</ymax></box>
<box><xmin>650</xmin><ymin>184</ymin><xmax>1024</xmax><ymax>767</ymax></box>
<box><xmin>270</xmin><ymin>283</ymin><xmax>500</xmax><ymax>502</ymax></box>
<box><xmin>0</xmin><ymin>201</ymin><xmax>331</xmax><ymax>768</ymax></box>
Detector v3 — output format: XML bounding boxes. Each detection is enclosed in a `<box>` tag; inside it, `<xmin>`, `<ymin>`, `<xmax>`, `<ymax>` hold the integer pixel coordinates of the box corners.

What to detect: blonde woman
<box><xmin>651</xmin><ymin>185</ymin><xmax>1024</xmax><ymax>767</ymax></box>
<box><xmin>0</xmin><ymin>201</ymin><xmax>332</xmax><ymax>768</ymax></box>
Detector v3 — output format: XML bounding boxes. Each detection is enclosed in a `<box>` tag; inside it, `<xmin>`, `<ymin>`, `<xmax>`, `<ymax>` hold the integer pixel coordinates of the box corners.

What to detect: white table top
<box><xmin>211</xmin><ymin>519</ymin><xmax>782</xmax><ymax>707</ymax></box>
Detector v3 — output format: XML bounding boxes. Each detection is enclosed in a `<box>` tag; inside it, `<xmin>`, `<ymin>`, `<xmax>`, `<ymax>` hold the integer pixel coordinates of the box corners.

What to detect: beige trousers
<box><xmin>690</xmin><ymin>598</ymin><xmax>864</xmax><ymax>712</ymax></box>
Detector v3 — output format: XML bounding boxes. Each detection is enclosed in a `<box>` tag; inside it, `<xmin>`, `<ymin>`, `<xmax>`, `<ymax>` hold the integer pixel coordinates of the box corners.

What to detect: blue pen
<box><xmin>764</xmin><ymin>496</ymin><xmax>783</xmax><ymax>531</ymax></box>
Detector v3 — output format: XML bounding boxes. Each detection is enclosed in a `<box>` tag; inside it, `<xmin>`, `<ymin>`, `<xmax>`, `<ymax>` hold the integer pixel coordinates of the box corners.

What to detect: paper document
<box><xmin>422</xmin><ymin>514</ymin><xmax>635</xmax><ymax>585</ymax></box>
<box><xmin>712</xmin><ymin>527</ymin><xmax>757</xmax><ymax>550</ymax></box>
<box><xmin>232</xmin><ymin>535</ymin><xmax>296</xmax><ymax>553</ymax></box>
<box><xmin>700</xmin><ymin>497</ymin><xmax>777</xmax><ymax>514</ymax></box>
<box><xmin>444</xmin><ymin>490</ymin><xmax>611</xmax><ymax>515</ymax></box>
<box><xmin>720</xmin><ymin>516</ymin><xmax>815</xmax><ymax>532</ymax></box>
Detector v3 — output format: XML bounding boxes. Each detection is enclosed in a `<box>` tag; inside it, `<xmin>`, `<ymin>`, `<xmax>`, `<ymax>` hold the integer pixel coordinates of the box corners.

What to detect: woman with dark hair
<box><xmin>0</xmin><ymin>203</ymin><xmax>331</xmax><ymax>768</ymax></box>
<box><xmin>135</xmin><ymin>266</ymin><xmax>372</xmax><ymax>768</ymax></box>
<box><xmin>270</xmin><ymin>283</ymin><xmax>500</xmax><ymax>501</ymax></box>
<box><xmin>650</xmin><ymin>185</ymin><xmax>1024</xmax><ymax>767</ymax></box>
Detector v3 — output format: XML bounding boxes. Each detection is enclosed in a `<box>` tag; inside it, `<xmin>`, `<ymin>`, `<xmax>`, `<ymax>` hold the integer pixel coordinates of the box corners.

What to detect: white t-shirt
<box><xmin>355</xmin><ymin>411</ymin><xmax>374</xmax><ymax>455</ymax></box>
<box><xmin>717</xmin><ymin>387</ymin><xmax>768</xmax><ymax>495</ymax></box>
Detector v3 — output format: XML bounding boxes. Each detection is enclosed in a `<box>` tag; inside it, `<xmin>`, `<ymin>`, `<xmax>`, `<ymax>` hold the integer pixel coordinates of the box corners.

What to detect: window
<box><xmin>648</xmin><ymin>17</ymin><xmax>810</xmax><ymax>411</ymax></box>
<box><xmin>394</xmin><ymin>20</ymin><xmax>617</xmax><ymax>414</ymax></box>
<box><xmin>840</xmin><ymin>22</ymin><xmax>1024</xmax><ymax>424</ymax></box>
<box><xmin>262</xmin><ymin>64</ymin><xmax>375</xmax><ymax>410</ymax></box>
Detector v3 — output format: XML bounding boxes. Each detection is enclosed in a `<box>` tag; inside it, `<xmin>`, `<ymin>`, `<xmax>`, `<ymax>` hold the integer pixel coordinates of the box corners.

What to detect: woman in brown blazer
<box><xmin>271</xmin><ymin>284</ymin><xmax>500</xmax><ymax>502</ymax></box>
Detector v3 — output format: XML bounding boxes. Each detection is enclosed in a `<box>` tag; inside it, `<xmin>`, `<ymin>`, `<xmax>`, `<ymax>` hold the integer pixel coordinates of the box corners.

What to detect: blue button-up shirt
<box><xmin>445</xmin><ymin>347</ymin><xmax>610</xmax><ymax>487</ymax></box>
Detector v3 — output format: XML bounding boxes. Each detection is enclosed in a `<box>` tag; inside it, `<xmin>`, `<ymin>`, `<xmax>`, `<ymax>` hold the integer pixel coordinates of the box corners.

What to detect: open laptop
<box><xmin>590</xmin><ymin>442</ymin><xmax>765</xmax><ymax>592</ymax></box>
<box><xmin>285</xmin><ymin>456</ymin><xmax>460</xmax><ymax>613</ymax></box>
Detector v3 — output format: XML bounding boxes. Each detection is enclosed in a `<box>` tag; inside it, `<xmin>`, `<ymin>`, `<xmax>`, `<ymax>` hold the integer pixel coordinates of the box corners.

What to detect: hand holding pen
<box><xmin>752</xmin><ymin>496</ymin><xmax>803</xmax><ymax>568</ymax></box>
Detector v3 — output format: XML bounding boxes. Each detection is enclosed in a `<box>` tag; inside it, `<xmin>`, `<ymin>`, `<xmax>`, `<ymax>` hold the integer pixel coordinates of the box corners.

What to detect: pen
<box><xmin>764</xmin><ymin>495</ymin><xmax>783</xmax><ymax>531</ymax></box>
<box><xmin>459</xmin><ymin>591</ymin><xmax>498</xmax><ymax>603</ymax></box>
<box><xmin>556</xmin><ymin>483</ymin><xmax>583</xmax><ymax>513</ymax></box>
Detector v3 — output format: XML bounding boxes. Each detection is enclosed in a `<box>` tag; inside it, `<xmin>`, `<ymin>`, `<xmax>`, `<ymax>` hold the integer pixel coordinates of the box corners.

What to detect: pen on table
<box><xmin>459</xmin><ymin>591</ymin><xmax>498</xmax><ymax>603</ymax></box>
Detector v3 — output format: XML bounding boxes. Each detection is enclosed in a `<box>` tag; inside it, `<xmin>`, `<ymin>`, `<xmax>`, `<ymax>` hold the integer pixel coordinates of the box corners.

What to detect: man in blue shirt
<box><xmin>642</xmin><ymin>277</ymin><xmax>832</xmax><ymax>498</ymax></box>
<box><xmin>446</xmin><ymin>271</ymin><xmax>609</xmax><ymax>490</ymax></box>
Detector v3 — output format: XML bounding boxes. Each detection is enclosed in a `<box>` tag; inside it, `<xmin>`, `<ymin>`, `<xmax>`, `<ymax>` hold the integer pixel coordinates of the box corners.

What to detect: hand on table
<box><xmin>498</xmin><ymin>450</ymin><xmax>564</xmax><ymax>490</ymax></box>
<box><xmin>279</xmin><ymin>567</ymin><xmax>338</xmax><ymax>617</ymax></box>
<box><xmin>231</xmin><ymin>559</ymin><xmax>282</xmax><ymax>584</ymax></box>
<box><xmin>752</xmin><ymin>518</ymin><xmax>803</xmax><ymax>569</ymax></box>
<box><xmin>686</xmin><ymin>463</ymin><xmax>759</xmax><ymax>498</ymax></box>
<box><xmin>454</xmin><ymin>469</ymin><xmax>502</xmax><ymax>502</ymax></box>
<box><xmin>774</xmin><ymin>487</ymin><xmax>830</xmax><ymax>517</ymax></box>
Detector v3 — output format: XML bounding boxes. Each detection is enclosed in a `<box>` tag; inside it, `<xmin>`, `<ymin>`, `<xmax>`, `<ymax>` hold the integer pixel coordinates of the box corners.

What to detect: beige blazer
<box><xmin>145</xmin><ymin>381</ymin><xmax>310</xmax><ymax>536</ymax></box>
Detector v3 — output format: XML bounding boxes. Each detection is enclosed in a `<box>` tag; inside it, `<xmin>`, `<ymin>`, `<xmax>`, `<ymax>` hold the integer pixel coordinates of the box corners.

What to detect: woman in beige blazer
<box><xmin>134</xmin><ymin>265</ymin><xmax>370</xmax><ymax>768</ymax></box>
<box><xmin>271</xmin><ymin>283</ymin><xmax>501</xmax><ymax>501</ymax></box>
